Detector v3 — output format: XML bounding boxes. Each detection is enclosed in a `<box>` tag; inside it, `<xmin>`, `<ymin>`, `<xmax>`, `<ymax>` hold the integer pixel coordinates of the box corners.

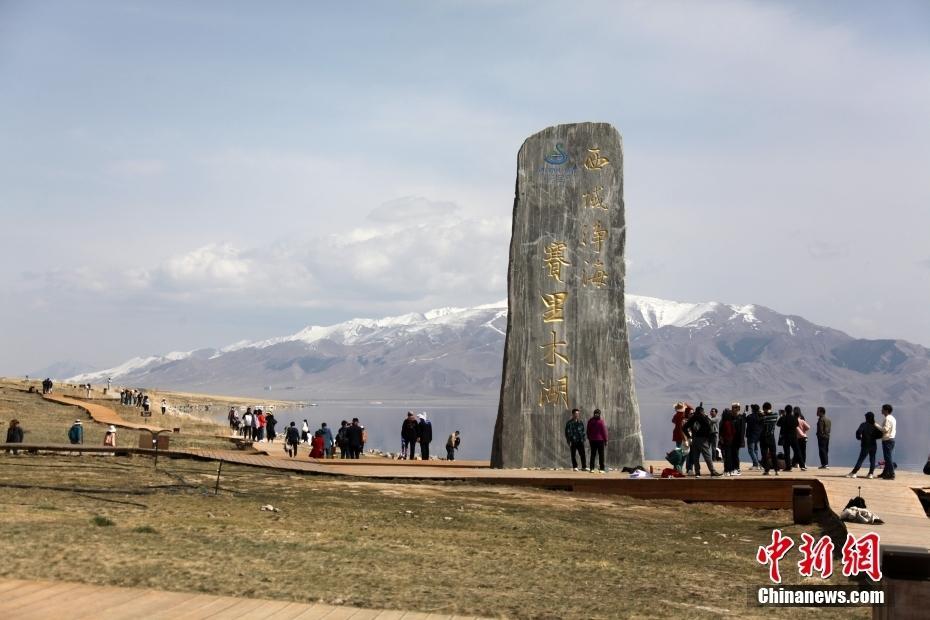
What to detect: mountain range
<box><xmin>68</xmin><ymin>295</ymin><xmax>930</xmax><ymax>410</ymax></box>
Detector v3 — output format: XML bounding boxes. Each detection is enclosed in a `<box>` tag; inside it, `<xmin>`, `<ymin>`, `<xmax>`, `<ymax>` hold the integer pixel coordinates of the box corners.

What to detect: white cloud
<box><xmin>21</xmin><ymin>198</ymin><xmax>510</xmax><ymax>314</ymax></box>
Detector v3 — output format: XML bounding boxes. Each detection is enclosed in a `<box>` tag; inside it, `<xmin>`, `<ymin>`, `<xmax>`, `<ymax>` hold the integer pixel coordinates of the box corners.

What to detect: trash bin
<box><xmin>138</xmin><ymin>431</ymin><xmax>170</xmax><ymax>450</ymax></box>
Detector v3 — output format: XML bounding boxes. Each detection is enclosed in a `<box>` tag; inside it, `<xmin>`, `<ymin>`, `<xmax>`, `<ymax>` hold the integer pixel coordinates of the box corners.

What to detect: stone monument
<box><xmin>491</xmin><ymin>122</ymin><xmax>644</xmax><ymax>469</ymax></box>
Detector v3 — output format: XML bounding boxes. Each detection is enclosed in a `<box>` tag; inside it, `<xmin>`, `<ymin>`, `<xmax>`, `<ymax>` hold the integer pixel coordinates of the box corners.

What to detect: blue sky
<box><xmin>1</xmin><ymin>0</ymin><xmax>928</xmax><ymax>374</ymax></box>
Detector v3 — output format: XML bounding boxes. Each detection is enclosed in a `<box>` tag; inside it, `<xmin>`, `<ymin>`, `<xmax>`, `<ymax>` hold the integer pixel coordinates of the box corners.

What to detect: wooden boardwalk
<box><xmin>41</xmin><ymin>393</ymin><xmax>160</xmax><ymax>432</ymax></box>
<box><xmin>0</xmin><ymin>578</ymin><xmax>483</xmax><ymax>619</ymax></box>
<box><xmin>14</xmin><ymin>393</ymin><xmax>930</xmax><ymax>551</ymax></box>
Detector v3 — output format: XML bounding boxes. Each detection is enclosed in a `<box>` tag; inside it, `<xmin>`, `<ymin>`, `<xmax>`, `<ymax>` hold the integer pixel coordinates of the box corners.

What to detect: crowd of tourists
<box><xmin>665</xmin><ymin>401</ymin><xmax>898</xmax><ymax>480</ymax></box>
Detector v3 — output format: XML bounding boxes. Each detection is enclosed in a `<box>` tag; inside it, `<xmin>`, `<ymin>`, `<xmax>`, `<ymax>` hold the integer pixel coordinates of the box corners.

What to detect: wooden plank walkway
<box><xmin>0</xmin><ymin>578</ymin><xmax>483</xmax><ymax>619</ymax></box>
<box><xmin>13</xmin><ymin>394</ymin><xmax>930</xmax><ymax>550</ymax></box>
<box><xmin>41</xmin><ymin>393</ymin><xmax>161</xmax><ymax>432</ymax></box>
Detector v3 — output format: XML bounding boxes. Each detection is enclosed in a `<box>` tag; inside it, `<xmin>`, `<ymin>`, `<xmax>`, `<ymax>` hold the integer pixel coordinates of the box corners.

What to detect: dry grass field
<box><xmin>0</xmin><ymin>379</ymin><xmax>232</xmax><ymax>450</ymax></box>
<box><xmin>0</xmin><ymin>380</ymin><xmax>869</xmax><ymax>618</ymax></box>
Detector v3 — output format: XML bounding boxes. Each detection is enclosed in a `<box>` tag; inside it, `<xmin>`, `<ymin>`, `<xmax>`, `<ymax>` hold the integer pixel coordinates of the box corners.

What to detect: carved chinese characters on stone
<box><xmin>492</xmin><ymin>122</ymin><xmax>644</xmax><ymax>469</ymax></box>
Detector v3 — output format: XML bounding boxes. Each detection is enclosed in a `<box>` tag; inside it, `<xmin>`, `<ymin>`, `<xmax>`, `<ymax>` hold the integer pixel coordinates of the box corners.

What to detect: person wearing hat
<box><xmin>586</xmin><ymin>409</ymin><xmax>608</xmax><ymax>473</ymax></box>
<box><xmin>103</xmin><ymin>425</ymin><xmax>117</xmax><ymax>447</ymax></box>
<box><xmin>416</xmin><ymin>413</ymin><xmax>433</xmax><ymax>461</ymax></box>
<box><xmin>68</xmin><ymin>420</ymin><xmax>84</xmax><ymax>445</ymax></box>
<box><xmin>401</xmin><ymin>412</ymin><xmax>419</xmax><ymax>460</ymax></box>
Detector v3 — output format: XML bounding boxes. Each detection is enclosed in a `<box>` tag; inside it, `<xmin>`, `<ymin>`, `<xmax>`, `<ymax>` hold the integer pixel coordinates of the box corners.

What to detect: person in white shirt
<box><xmin>879</xmin><ymin>404</ymin><xmax>897</xmax><ymax>480</ymax></box>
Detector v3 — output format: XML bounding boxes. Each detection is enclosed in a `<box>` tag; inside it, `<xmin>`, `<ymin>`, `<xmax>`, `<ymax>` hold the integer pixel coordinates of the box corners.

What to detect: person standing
<box><xmin>417</xmin><ymin>413</ymin><xmax>433</xmax><ymax>461</ymax></box>
<box><xmin>778</xmin><ymin>405</ymin><xmax>800</xmax><ymax>472</ymax></box>
<box><xmin>795</xmin><ymin>409</ymin><xmax>810</xmax><ymax>471</ymax></box>
<box><xmin>565</xmin><ymin>408</ymin><xmax>587</xmax><ymax>471</ymax></box>
<box><xmin>335</xmin><ymin>420</ymin><xmax>348</xmax><ymax>458</ymax></box>
<box><xmin>446</xmin><ymin>431</ymin><xmax>461</xmax><ymax>461</ymax></box>
<box><xmin>708</xmin><ymin>407</ymin><xmax>721</xmax><ymax>462</ymax></box>
<box><xmin>346</xmin><ymin>418</ymin><xmax>364</xmax><ymax>459</ymax></box>
<box><xmin>732</xmin><ymin>403</ymin><xmax>747</xmax><ymax>475</ymax></box>
<box><xmin>242</xmin><ymin>408</ymin><xmax>253</xmax><ymax>440</ymax></box>
<box><xmin>719</xmin><ymin>408</ymin><xmax>737</xmax><ymax>476</ymax></box>
<box><xmin>300</xmin><ymin>419</ymin><xmax>310</xmax><ymax>444</ymax></box>
<box><xmin>320</xmin><ymin>422</ymin><xmax>334</xmax><ymax>458</ymax></box>
<box><xmin>401</xmin><ymin>412</ymin><xmax>419</xmax><ymax>460</ymax></box>
<box><xmin>68</xmin><ymin>420</ymin><xmax>84</xmax><ymax>445</ymax></box>
<box><xmin>745</xmin><ymin>404</ymin><xmax>763</xmax><ymax>470</ymax></box>
<box><xmin>284</xmin><ymin>421</ymin><xmax>300</xmax><ymax>458</ymax></box>
<box><xmin>760</xmin><ymin>402</ymin><xmax>779</xmax><ymax>476</ymax></box>
<box><xmin>161</xmin><ymin>398</ymin><xmax>167</xmax><ymax>415</ymax></box>
<box><xmin>816</xmin><ymin>407</ymin><xmax>831</xmax><ymax>469</ymax></box>
<box><xmin>879</xmin><ymin>404</ymin><xmax>897</xmax><ymax>480</ymax></box>
<box><xmin>672</xmin><ymin>402</ymin><xmax>688</xmax><ymax>452</ymax></box>
<box><xmin>847</xmin><ymin>412</ymin><xmax>883</xmax><ymax>479</ymax></box>
<box><xmin>682</xmin><ymin>406</ymin><xmax>721</xmax><ymax>477</ymax></box>
<box><xmin>251</xmin><ymin>409</ymin><xmax>260</xmax><ymax>441</ymax></box>
<box><xmin>586</xmin><ymin>409</ymin><xmax>608</xmax><ymax>473</ymax></box>
<box><xmin>256</xmin><ymin>410</ymin><xmax>266</xmax><ymax>442</ymax></box>
<box><xmin>265</xmin><ymin>412</ymin><xmax>278</xmax><ymax>443</ymax></box>
<box><xmin>103</xmin><ymin>425</ymin><xmax>117</xmax><ymax>447</ymax></box>
<box><xmin>227</xmin><ymin>407</ymin><xmax>237</xmax><ymax>431</ymax></box>
<box><xmin>142</xmin><ymin>395</ymin><xmax>150</xmax><ymax>415</ymax></box>
<box><xmin>309</xmin><ymin>430</ymin><xmax>325</xmax><ymax>458</ymax></box>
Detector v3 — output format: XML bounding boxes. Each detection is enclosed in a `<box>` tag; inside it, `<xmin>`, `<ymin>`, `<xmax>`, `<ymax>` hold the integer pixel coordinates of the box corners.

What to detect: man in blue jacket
<box><xmin>68</xmin><ymin>420</ymin><xmax>84</xmax><ymax>445</ymax></box>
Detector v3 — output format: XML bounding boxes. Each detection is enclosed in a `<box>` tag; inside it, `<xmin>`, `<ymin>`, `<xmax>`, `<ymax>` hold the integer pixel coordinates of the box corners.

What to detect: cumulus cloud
<box><xmin>21</xmin><ymin>198</ymin><xmax>510</xmax><ymax>315</ymax></box>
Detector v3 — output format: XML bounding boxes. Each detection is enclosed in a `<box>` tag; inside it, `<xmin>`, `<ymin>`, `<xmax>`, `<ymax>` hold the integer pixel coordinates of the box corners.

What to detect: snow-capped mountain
<box><xmin>68</xmin><ymin>295</ymin><xmax>930</xmax><ymax>408</ymax></box>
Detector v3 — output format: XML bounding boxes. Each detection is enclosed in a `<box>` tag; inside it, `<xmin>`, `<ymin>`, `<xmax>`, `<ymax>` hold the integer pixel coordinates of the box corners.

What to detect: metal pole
<box><xmin>214</xmin><ymin>460</ymin><xmax>223</xmax><ymax>495</ymax></box>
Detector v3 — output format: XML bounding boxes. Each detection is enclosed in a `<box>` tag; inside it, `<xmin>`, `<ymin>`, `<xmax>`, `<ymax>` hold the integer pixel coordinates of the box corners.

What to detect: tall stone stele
<box><xmin>491</xmin><ymin>122</ymin><xmax>644</xmax><ymax>469</ymax></box>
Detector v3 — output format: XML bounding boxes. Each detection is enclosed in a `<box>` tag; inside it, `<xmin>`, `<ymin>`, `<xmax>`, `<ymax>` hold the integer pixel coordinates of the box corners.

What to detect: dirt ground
<box><xmin>0</xmin><ymin>449</ymin><xmax>868</xmax><ymax>619</ymax></box>
<box><xmin>0</xmin><ymin>378</ymin><xmax>872</xmax><ymax>618</ymax></box>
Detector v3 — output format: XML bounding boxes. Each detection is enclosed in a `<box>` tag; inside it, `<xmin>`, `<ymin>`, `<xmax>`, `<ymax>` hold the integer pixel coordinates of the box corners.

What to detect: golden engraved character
<box><xmin>538</xmin><ymin>375</ymin><xmax>569</xmax><ymax>407</ymax></box>
<box><xmin>582</xmin><ymin>259</ymin><xmax>609</xmax><ymax>288</ymax></box>
<box><xmin>539</xmin><ymin>330</ymin><xmax>569</xmax><ymax>367</ymax></box>
<box><xmin>584</xmin><ymin>148</ymin><xmax>610</xmax><ymax>171</ymax></box>
<box><xmin>591</xmin><ymin>221</ymin><xmax>608</xmax><ymax>254</ymax></box>
<box><xmin>543</xmin><ymin>241</ymin><xmax>570</xmax><ymax>282</ymax></box>
<box><xmin>583</xmin><ymin>186</ymin><xmax>607</xmax><ymax>210</ymax></box>
<box><xmin>540</xmin><ymin>292</ymin><xmax>568</xmax><ymax>323</ymax></box>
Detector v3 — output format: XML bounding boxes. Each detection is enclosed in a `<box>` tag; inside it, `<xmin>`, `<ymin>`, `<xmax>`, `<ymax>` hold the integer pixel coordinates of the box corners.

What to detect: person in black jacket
<box><xmin>284</xmin><ymin>421</ymin><xmax>301</xmax><ymax>458</ymax></box>
<box><xmin>682</xmin><ymin>406</ymin><xmax>721</xmax><ymax>477</ymax></box>
<box><xmin>5</xmin><ymin>419</ymin><xmax>24</xmax><ymax>454</ymax></box>
<box><xmin>777</xmin><ymin>405</ymin><xmax>800</xmax><ymax>472</ymax></box>
<box><xmin>846</xmin><ymin>412</ymin><xmax>883</xmax><ymax>478</ymax></box>
<box><xmin>401</xmin><ymin>412</ymin><xmax>419</xmax><ymax>460</ymax></box>
<box><xmin>731</xmin><ymin>402</ymin><xmax>747</xmax><ymax>474</ymax></box>
<box><xmin>346</xmin><ymin>418</ymin><xmax>364</xmax><ymax>459</ymax></box>
<box><xmin>416</xmin><ymin>413</ymin><xmax>433</xmax><ymax>461</ymax></box>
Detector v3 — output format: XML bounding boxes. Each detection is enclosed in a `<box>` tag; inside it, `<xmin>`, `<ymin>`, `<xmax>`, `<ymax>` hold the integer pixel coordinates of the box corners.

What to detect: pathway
<box><xmin>42</xmin><ymin>393</ymin><xmax>160</xmax><ymax>432</ymax></box>
<box><xmin>0</xmin><ymin>578</ymin><xmax>483</xmax><ymax>619</ymax></box>
<box><xmin>22</xmin><ymin>395</ymin><xmax>930</xmax><ymax>551</ymax></box>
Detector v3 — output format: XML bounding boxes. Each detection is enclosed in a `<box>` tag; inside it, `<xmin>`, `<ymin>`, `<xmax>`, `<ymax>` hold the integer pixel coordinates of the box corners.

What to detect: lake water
<box><xmin>215</xmin><ymin>400</ymin><xmax>929</xmax><ymax>470</ymax></box>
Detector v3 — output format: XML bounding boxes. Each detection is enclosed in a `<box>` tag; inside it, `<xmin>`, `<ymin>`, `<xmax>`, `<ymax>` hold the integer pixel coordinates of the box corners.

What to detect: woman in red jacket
<box><xmin>309</xmin><ymin>430</ymin><xmax>325</xmax><ymax>459</ymax></box>
<box><xmin>586</xmin><ymin>409</ymin><xmax>609</xmax><ymax>473</ymax></box>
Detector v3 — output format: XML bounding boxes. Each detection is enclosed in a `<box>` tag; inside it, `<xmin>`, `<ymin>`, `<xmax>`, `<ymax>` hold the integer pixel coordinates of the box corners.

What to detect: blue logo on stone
<box><xmin>544</xmin><ymin>143</ymin><xmax>569</xmax><ymax>166</ymax></box>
